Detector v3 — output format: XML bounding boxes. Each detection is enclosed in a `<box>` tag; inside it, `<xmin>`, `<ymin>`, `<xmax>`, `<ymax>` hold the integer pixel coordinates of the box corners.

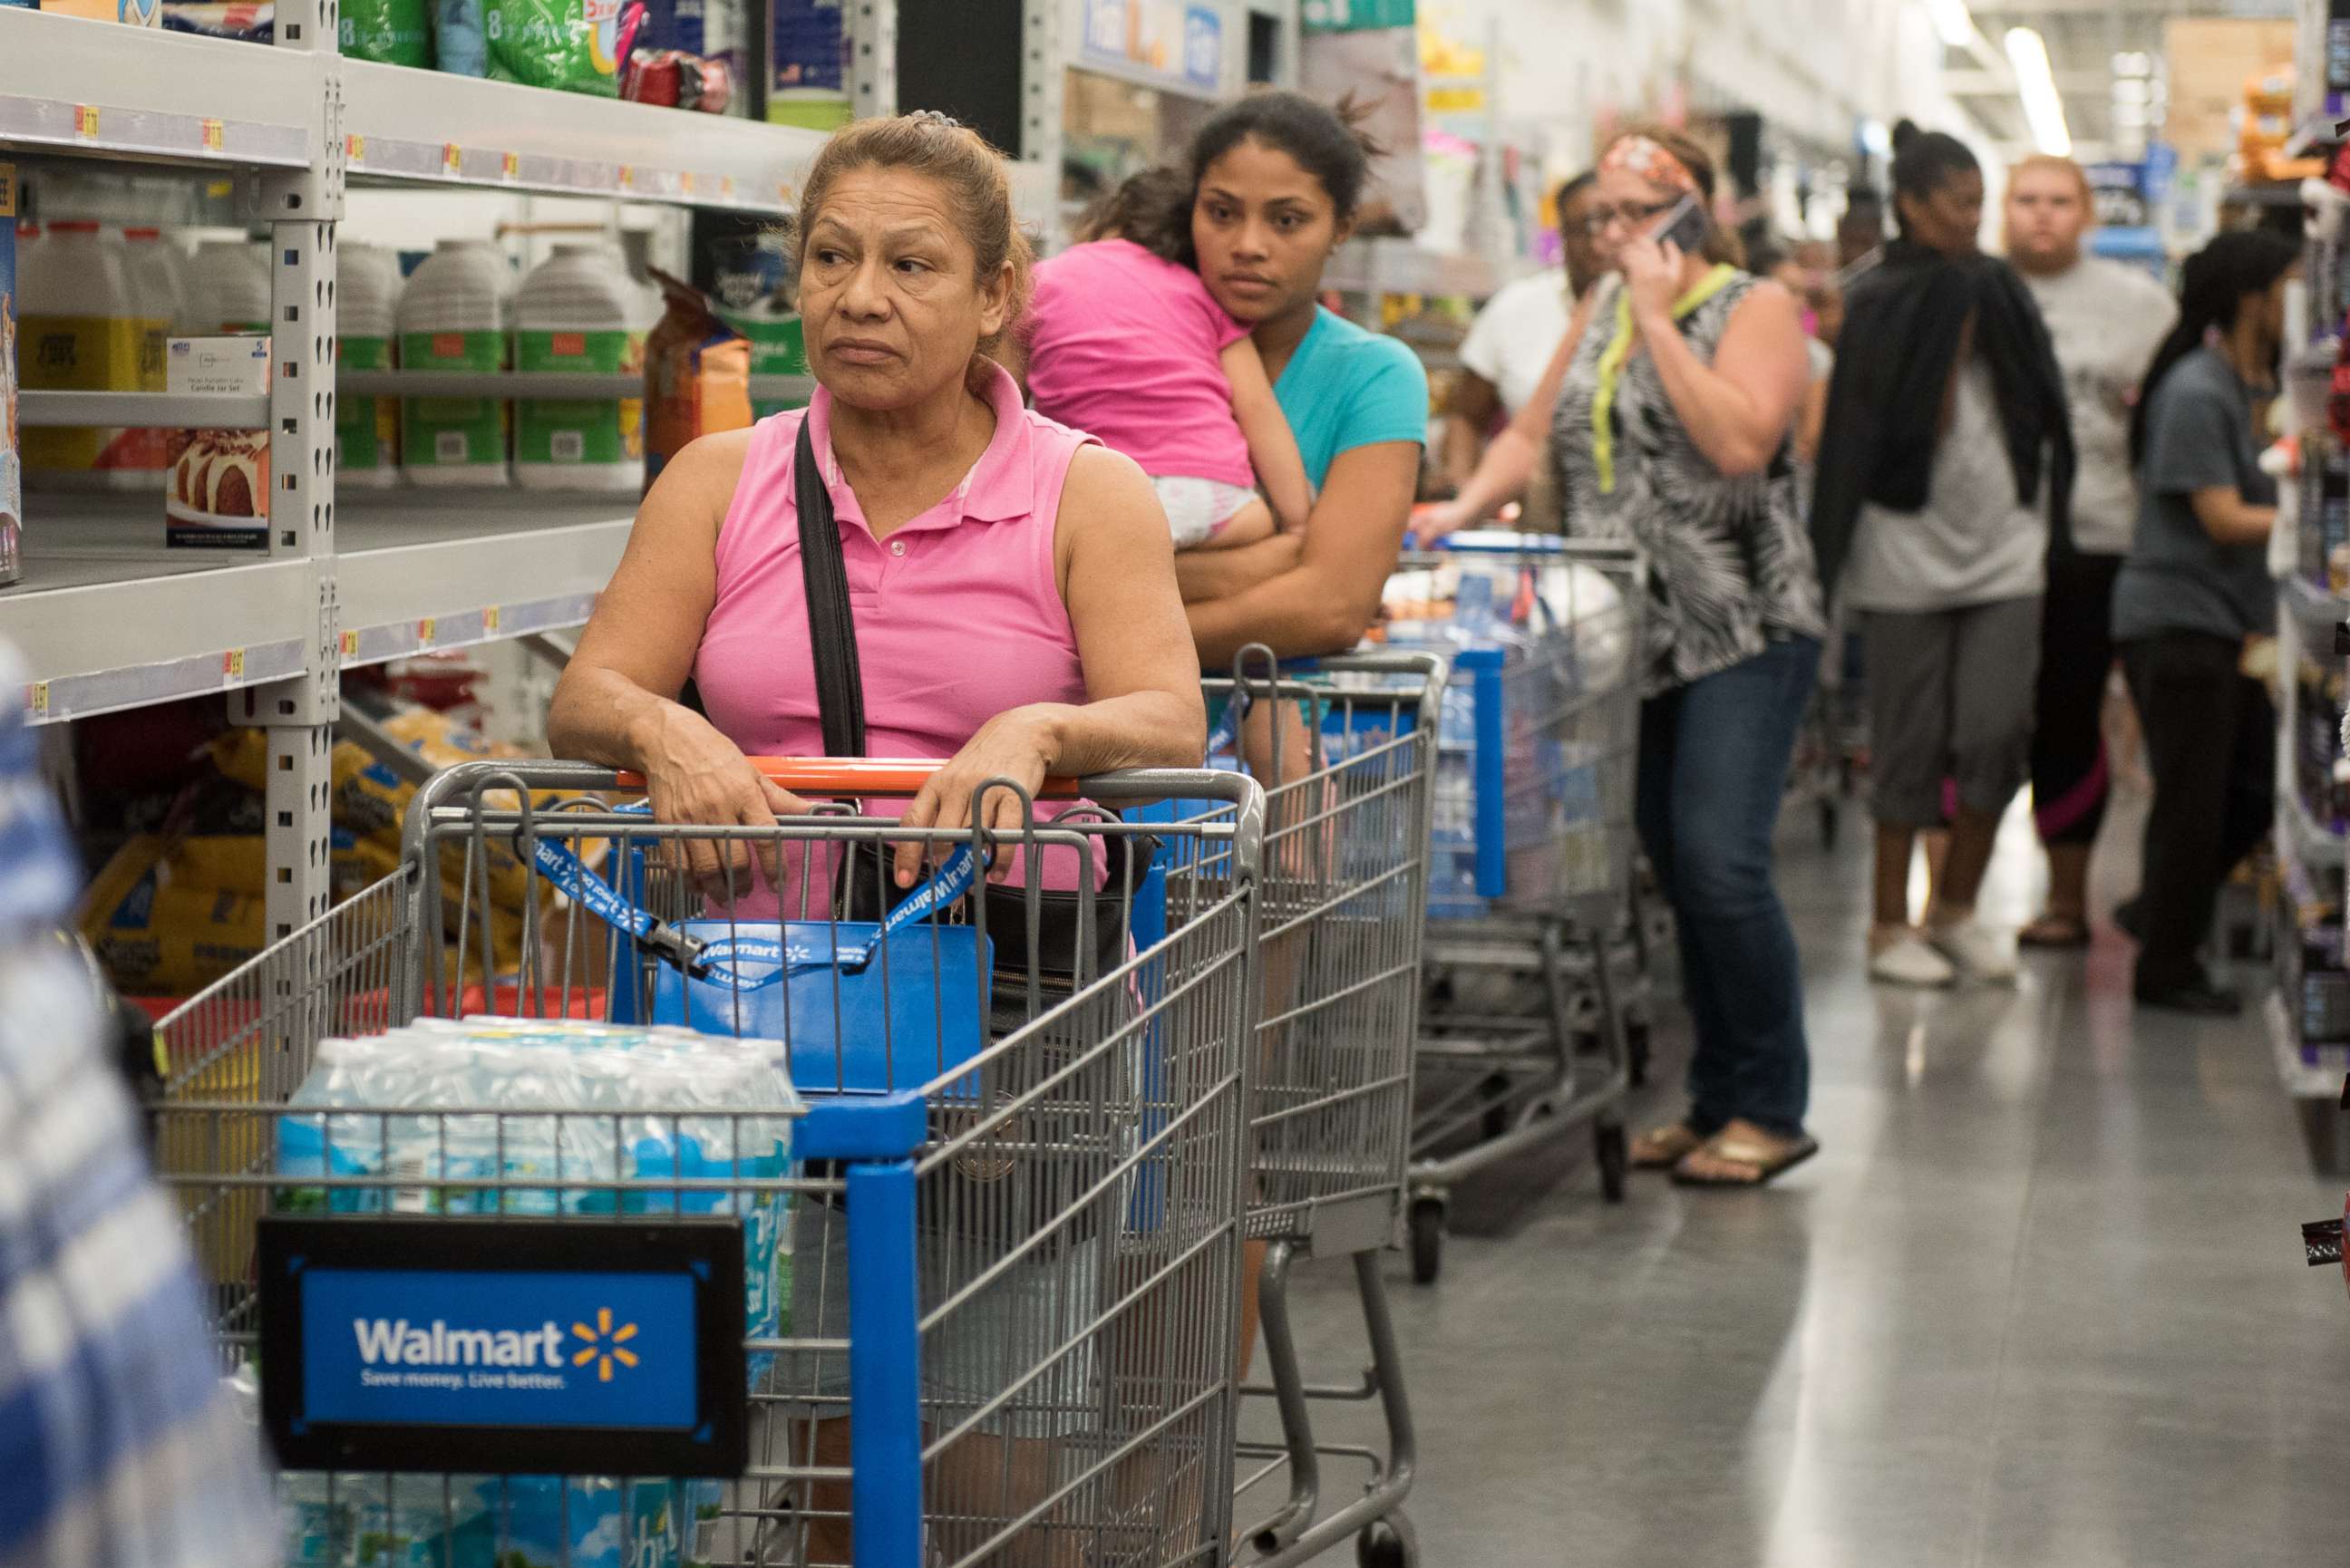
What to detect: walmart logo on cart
<box><xmin>352</xmin><ymin>1307</ymin><xmax>640</xmax><ymax>1391</ymax></box>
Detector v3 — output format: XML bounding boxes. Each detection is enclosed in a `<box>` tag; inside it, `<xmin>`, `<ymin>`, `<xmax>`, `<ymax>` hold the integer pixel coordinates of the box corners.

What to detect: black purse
<box><xmin>791</xmin><ymin>419</ymin><xmax>1146</xmax><ymax>994</ymax></box>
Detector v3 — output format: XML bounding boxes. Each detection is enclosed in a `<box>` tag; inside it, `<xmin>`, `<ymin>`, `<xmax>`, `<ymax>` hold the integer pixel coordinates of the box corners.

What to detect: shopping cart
<box><xmin>150</xmin><ymin>756</ymin><xmax>1266</xmax><ymax>1568</ymax></box>
<box><xmin>1152</xmin><ymin>648</ymin><xmax>1442</xmax><ymax>1568</ymax></box>
<box><xmin>1384</xmin><ymin>536</ymin><xmax>1650</xmax><ymax>1284</ymax></box>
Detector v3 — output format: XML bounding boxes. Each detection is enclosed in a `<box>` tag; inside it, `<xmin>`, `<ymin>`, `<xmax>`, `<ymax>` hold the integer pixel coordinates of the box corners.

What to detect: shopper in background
<box><xmin>1427</xmin><ymin>127</ymin><xmax>1825</xmax><ymax>1186</ymax></box>
<box><xmin>1435</xmin><ymin>171</ymin><xmax>1602</xmax><ymax>496</ymax></box>
<box><xmin>1163</xmin><ymin>91</ymin><xmax>1432</xmax><ymax>667</ymax></box>
<box><xmin>0</xmin><ymin>642</ymin><xmax>280</xmax><ymax>1568</ymax></box>
<box><xmin>2112</xmin><ymin>230</ymin><xmax>2297</xmax><ymax>1015</ymax></box>
<box><xmin>1022</xmin><ymin>166</ymin><xmax>1315</xmax><ymax>552</ymax></box>
<box><xmin>1837</xmin><ymin>183</ymin><xmax>1888</xmax><ymax>276</ymax></box>
<box><xmin>1811</xmin><ymin>121</ymin><xmax>2074</xmax><ymax>989</ymax></box>
<box><xmin>546</xmin><ymin>112</ymin><xmax>1206</xmax><ymax>1558</ymax></box>
<box><xmin>2003</xmin><ymin>155</ymin><xmax>2180</xmax><ymax>950</ymax></box>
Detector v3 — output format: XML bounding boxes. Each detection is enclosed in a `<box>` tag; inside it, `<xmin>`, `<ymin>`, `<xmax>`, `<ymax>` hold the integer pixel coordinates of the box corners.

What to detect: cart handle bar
<box><xmin>613</xmin><ymin>756</ymin><xmax>1083</xmax><ymax>798</ymax></box>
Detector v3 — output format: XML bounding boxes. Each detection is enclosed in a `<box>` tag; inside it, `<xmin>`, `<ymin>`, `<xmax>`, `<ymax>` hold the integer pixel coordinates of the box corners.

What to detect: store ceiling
<box><xmin>1941</xmin><ymin>0</ymin><xmax>2209</xmax><ymax>164</ymax></box>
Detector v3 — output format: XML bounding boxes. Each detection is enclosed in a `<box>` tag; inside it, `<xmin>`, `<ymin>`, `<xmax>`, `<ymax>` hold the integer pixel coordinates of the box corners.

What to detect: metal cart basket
<box><xmin>151</xmin><ymin>757</ymin><xmax>1265</xmax><ymax>1568</ymax></box>
<box><xmin>1384</xmin><ymin>537</ymin><xmax>1651</xmax><ymax>1284</ymax></box>
<box><xmin>1161</xmin><ymin>648</ymin><xmax>1443</xmax><ymax>1568</ymax></box>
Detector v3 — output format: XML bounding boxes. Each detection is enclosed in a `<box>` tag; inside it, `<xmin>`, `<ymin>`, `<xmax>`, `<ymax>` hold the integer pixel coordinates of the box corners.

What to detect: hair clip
<box><xmin>908</xmin><ymin>109</ymin><xmax>965</xmax><ymax>131</ymax></box>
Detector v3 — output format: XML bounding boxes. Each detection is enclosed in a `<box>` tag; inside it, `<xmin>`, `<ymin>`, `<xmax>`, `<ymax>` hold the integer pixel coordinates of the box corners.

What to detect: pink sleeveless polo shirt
<box><xmin>693</xmin><ymin>362</ymin><xmax>1102</xmax><ymax>915</ymax></box>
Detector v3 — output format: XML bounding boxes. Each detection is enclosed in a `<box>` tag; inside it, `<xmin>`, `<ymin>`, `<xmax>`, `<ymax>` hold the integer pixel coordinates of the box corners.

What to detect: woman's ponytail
<box><xmin>2130</xmin><ymin>229</ymin><xmax>2298</xmax><ymax>467</ymax></box>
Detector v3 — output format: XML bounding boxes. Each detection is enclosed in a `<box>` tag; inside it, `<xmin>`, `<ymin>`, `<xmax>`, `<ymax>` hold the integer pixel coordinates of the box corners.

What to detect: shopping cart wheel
<box><xmin>1595</xmin><ymin>1121</ymin><xmax>1628</xmax><ymax>1203</ymax></box>
<box><xmin>1356</xmin><ymin>1509</ymin><xmax>1419</xmax><ymax>1567</ymax></box>
<box><xmin>1409</xmin><ymin>1197</ymin><xmax>1446</xmax><ymax>1284</ymax></box>
<box><xmin>1626</xmin><ymin>1019</ymin><xmax>1651</xmax><ymax>1088</ymax></box>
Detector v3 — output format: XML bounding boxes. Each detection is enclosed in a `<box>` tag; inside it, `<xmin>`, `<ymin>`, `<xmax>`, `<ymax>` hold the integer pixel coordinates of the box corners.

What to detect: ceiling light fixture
<box><xmin>2005</xmin><ymin>26</ymin><xmax>2073</xmax><ymax>156</ymax></box>
<box><xmin>1928</xmin><ymin>0</ymin><xmax>1976</xmax><ymax>51</ymax></box>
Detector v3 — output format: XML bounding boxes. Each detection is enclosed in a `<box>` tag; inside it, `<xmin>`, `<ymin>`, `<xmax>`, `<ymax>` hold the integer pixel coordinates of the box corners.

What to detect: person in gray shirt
<box><xmin>2111</xmin><ymin>230</ymin><xmax>2297</xmax><ymax>1015</ymax></box>
<box><xmin>2005</xmin><ymin>156</ymin><xmax>2178</xmax><ymax>951</ymax></box>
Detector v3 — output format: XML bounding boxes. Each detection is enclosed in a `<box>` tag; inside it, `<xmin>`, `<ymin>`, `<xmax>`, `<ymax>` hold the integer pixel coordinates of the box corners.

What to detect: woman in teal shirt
<box><xmin>1160</xmin><ymin>92</ymin><xmax>1431</xmax><ymax>664</ymax></box>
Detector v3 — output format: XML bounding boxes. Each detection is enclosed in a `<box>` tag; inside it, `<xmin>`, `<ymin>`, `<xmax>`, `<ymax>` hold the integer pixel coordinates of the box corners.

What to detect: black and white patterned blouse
<box><xmin>1552</xmin><ymin>273</ymin><xmax>1828</xmax><ymax>697</ymax></box>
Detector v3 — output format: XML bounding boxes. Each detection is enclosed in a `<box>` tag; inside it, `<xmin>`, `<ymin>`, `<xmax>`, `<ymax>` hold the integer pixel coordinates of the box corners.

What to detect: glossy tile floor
<box><xmin>1258</xmin><ymin>789</ymin><xmax>2350</xmax><ymax>1567</ymax></box>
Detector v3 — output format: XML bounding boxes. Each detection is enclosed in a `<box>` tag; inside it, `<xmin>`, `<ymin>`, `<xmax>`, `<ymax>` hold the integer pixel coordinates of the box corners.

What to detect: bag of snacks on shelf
<box><xmin>340</xmin><ymin>0</ymin><xmax>431</xmax><ymax>65</ymax></box>
<box><xmin>159</xmin><ymin>0</ymin><xmax>272</xmax><ymax>39</ymax></box>
<box><xmin>432</xmin><ymin>0</ymin><xmax>487</xmax><ymax>72</ymax></box>
<box><xmin>486</xmin><ymin>0</ymin><xmax>621</xmax><ymax>96</ymax></box>
<box><xmin>643</xmin><ymin>266</ymin><xmax>750</xmax><ymax>489</ymax></box>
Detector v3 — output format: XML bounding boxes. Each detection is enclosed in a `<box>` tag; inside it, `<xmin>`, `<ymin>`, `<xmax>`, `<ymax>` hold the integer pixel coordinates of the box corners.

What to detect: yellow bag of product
<box><xmin>78</xmin><ymin>834</ymin><xmax>267</xmax><ymax>997</ymax></box>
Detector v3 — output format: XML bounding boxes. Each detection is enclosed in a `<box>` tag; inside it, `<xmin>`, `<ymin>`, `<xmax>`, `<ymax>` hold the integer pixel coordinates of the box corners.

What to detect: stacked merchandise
<box><xmin>399</xmin><ymin>237</ymin><xmax>513</xmax><ymax>487</ymax></box>
<box><xmin>336</xmin><ymin>243</ymin><xmax>404</xmax><ymax>488</ymax></box>
<box><xmin>271</xmin><ymin>1016</ymin><xmax>799</xmax><ymax>1568</ymax></box>
<box><xmin>16</xmin><ymin>220</ymin><xmax>161</xmax><ymax>493</ymax></box>
<box><xmin>514</xmin><ymin>242</ymin><xmax>646</xmax><ymax>493</ymax></box>
<box><xmin>0</xmin><ymin>166</ymin><xmax>16</xmax><ymax>588</ymax></box>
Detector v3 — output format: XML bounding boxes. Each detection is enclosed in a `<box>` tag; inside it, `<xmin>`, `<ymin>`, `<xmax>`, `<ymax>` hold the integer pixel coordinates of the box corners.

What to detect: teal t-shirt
<box><xmin>1272</xmin><ymin>306</ymin><xmax>1430</xmax><ymax>487</ymax></box>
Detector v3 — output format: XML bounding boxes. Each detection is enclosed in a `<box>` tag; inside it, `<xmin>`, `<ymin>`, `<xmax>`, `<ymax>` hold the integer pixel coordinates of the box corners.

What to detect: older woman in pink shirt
<box><xmin>546</xmin><ymin>112</ymin><xmax>1204</xmax><ymax>1561</ymax></box>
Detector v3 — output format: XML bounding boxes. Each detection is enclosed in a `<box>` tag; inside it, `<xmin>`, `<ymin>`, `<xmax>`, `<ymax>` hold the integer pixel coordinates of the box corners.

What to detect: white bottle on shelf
<box><xmin>513</xmin><ymin>242</ymin><xmax>645</xmax><ymax>494</ymax></box>
<box><xmin>115</xmin><ymin>226</ymin><xmax>184</xmax><ymax>480</ymax></box>
<box><xmin>179</xmin><ymin>237</ymin><xmax>271</xmax><ymax>335</ymax></box>
<box><xmin>18</xmin><ymin>220</ymin><xmax>156</xmax><ymax>493</ymax></box>
<box><xmin>336</xmin><ymin>244</ymin><xmax>403</xmax><ymax>489</ymax></box>
<box><xmin>396</xmin><ymin>237</ymin><xmax>510</xmax><ymax>489</ymax></box>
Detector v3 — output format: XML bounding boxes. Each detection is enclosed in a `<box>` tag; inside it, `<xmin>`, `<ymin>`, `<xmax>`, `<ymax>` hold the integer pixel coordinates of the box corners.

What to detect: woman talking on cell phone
<box><xmin>1425</xmin><ymin>126</ymin><xmax>1827</xmax><ymax>1188</ymax></box>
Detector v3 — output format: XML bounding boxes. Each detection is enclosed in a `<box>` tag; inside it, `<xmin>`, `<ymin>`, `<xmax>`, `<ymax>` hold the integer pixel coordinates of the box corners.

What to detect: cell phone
<box><xmin>1648</xmin><ymin>194</ymin><xmax>1711</xmax><ymax>256</ymax></box>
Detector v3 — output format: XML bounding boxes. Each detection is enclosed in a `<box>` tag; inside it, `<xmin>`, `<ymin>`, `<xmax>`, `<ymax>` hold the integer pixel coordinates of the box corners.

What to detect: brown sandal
<box><xmin>1671</xmin><ymin>1120</ymin><xmax>1819</xmax><ymax>1187</ymax></box>
<box><xmin>2018</xmin><ymin>913</ymin><xmax>2091</xmax><ymax>949</ymax></box>
<box><xmin>1629</xmin><ymin>1122</ymin><xmax>1707</xmax><ymax>1170</ymax></box>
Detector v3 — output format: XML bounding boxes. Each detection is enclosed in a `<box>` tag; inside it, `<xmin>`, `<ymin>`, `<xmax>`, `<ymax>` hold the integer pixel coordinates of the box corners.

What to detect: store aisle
<box><xmin>1263</xmin><ymin>794</ymin><xmax>2350</xmax><ymax>1568</ymax></box>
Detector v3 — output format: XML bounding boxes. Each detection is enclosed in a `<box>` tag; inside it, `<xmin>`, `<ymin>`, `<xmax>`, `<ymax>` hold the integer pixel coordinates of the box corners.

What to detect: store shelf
<box><xmin>1324</xmin><ymin>237</ymin><xmax>1508</xmax><ymax>299</ymax></box>
<box><xmin>0</xmin><ymin>10</ymin><xmax>317</xmax><ymax>169</ymax></box>
<box><xmin>2271</xmin><ymin>991</ymin><xmax>2350</xmax><ymax>1100</ymax></box>
<box><xmin>342</xmin><ymin>372</ymin><xmax>817</xmax><ymax>402</ymax></box>
<box><xmin>335</xmin><ymin>492</ymin><xmax>629</xmax><ymax>667</ymax></box>
<box><xmin>2227</xmin><ymin>181</ymin><xmax>2312</xmax><ymax>209</ymax></box>
<box><xmin>18</xmin><ymin>391</ymin><xmax>273</xmax><ymax>430</ymax></box>
<box><xmin>340</xmin><ymin>61</ymin><xmax>824</xmax><ymax>214</ymax></box>
<box><xmin>0</xmin><ymin>498</ymin><xmax>309</xmax><ymax>725</ymax></box>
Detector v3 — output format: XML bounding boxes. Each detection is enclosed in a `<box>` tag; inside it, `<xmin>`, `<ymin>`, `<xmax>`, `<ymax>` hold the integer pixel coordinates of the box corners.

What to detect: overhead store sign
<box><xmin>1301</xmin><ymin>0</ymin><xmax>1413</xmax><ymax>32</ymax></box>
<box><xmin>1080</xmin><ymin>0</ymin><xmax>1225</xmax><ymax>92</ymax></box>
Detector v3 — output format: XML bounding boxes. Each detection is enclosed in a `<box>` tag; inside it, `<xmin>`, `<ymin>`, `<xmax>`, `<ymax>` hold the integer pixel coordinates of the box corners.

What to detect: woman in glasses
<box><xmin>1423</xmin><ymin>126</ymin><xmax>1825</xmax><ymax>1188</ymax></box>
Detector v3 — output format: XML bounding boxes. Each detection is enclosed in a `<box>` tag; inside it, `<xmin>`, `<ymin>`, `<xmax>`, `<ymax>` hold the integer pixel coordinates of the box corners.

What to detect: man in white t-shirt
<box><xmin>1437</xmin><ymin>172</ymin><xmax>1600</xmax><ymax>498</ymax></box>
<box><xmin>2004</xmin><ymin>155</ymin><xmax>2180</xmax><ymax>952</ymax></box>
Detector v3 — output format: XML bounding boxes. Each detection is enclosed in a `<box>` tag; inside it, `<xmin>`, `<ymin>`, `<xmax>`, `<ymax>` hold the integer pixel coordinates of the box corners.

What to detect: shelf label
<box><xmin>345</xmin><ymin>133</ymin><xmax>366</xmax><ymax>164</ymax></box>
<box><xmin>442</xmin><ymin>142</ymin><xmax>461</xmax><ymax>177</ymax></box>
<box><xmin>719</xmin><ymin>176</ymin><xmax>736</xmax><ymax>202</ymax></box>
<box><xmin>617</xmin><ymin>165</ymin><xmax>636</xmax><ymax>191</ymax></box>
<box><xmin>200</xmin><ymin>118</ymin><xmax>225</xmax><ymax>153</ymax></box>
<box><xmin>500</xmin><ymin>151</ymin><xmax>520</xmax><ymax>182</ymax></box>
<box><xmin>338</xmin><ymin>630</ymin><xmax>358</xmax><ymax>658</ymax></box>
<box><xmin>482</xmin><ymin>605</ymin><xmax>501</xmax><ymax>634</ymax></box>
<box><xmin>416</xmin><ymin>617</ymin><xmax>436</xmax><ymax>646</ymax></box>
<box><xmin>27</xmin><ymin>682</ymin><xmax>48</xmax><ymax>720</ymax></box>
<box><xmin>73</xmin><ymin>105</ymin><xmax>100</xmax><ymax>140</ymax></box>
<box><xmin>222</xmin><ymin>649</ymin><xmax>247</xmax><ymax>680</ymax></box>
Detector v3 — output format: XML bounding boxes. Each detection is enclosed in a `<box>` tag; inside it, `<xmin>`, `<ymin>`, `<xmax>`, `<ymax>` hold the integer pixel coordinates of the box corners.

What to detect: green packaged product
<box><xmin>720</xmin><ymin>309</ymin><xmax>808</xmax><ymax>420</ymax></box>
<box><xmin>486</xmin><ymin>0</ymin><xmax>620</xmax><ymax>95</ymax></box>
<box><xmin>339</xmin><ymin>0</ymin><xmax>431</xmax><ymax>64</ymax></box>
<box><xmin>514</xmin><ymin>328</ymin><xmax>644</xmax><ymax>468</ymax></box>
<box><xmin>398</xmin><ymin>328</ymin><xmax>506</xmax><ymax>474</ymax></box>
<box><xmin>335</xmin><ymin>335</ymin><xmax>398</xmax><ymax>474</ymax></box>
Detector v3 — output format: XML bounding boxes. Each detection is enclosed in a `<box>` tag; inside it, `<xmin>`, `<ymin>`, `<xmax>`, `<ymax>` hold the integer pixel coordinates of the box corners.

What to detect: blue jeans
<box><xmin>1636</xmin><ymin>636</ymin><xmax>1818</xmax><ymax>1139</ymax></box>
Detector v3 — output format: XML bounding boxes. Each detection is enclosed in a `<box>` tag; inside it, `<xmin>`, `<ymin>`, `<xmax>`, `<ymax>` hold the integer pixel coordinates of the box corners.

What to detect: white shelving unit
<box><xmin>0</xmin><ymin>6</ymin><xmax>880</xmax><ymax>943</ymax></box>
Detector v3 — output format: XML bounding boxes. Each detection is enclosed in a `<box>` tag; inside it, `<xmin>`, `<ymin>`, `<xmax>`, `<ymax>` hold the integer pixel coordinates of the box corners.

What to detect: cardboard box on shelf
<box><xmin>2166</xmin><ymin>16</ymin><xmax>2297</xmax><ymax>165</ymax></box>
<box><xmin>163</xmin><ymin>335</ymin><xmax>269</xmax><ymax>550</ymax></box>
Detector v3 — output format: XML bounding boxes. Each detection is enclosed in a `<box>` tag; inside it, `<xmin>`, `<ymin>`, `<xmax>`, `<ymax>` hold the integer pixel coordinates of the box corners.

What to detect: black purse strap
<box><xmin>795</xmin><ymin>417</ymin><xmax>867</xmax><ymax>758</ymax></box>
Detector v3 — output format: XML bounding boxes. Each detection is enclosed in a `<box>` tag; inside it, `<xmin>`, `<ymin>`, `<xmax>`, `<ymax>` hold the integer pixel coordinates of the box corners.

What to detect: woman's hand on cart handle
<box><xmin>894</xmin><ymin>709</ymin><xmax>1063</xmax><ymax>888</ymax></box>
<box><xmin>631</xmin><ymin>707</ymin><xmax>810</xmax><ymax>901</ymax></box>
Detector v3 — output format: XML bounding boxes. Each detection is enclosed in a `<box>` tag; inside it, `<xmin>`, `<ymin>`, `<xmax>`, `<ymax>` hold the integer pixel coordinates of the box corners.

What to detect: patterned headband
<box><xmin>1600</xmin><ymin>135</ymin><xmax>1699</xmax><ymax>197</ymax></box>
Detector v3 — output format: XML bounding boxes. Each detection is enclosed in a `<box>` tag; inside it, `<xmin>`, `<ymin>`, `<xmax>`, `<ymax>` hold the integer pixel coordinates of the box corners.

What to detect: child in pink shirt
<box><xmin>1024</xmin><ymin>170</ymin><xmax>1311</xmax><ymax>550</ymax></box>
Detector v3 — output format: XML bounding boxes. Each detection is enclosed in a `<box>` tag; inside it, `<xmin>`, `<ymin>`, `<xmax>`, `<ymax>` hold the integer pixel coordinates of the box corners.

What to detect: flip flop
<box><xmin>1629</xmin><ymin>1122</ymin><xmax>1707</xmax><ymax>1170</ymax></box>
<box><xmin>2018</xmin><ymin>914</ymin><xmax>2091</xmax><ymax>949</ymax></box>
<box><xmin>1671</xmin><ymin>1124</ymin><xmax>1820</xmax><ymax>1188</ymax></box>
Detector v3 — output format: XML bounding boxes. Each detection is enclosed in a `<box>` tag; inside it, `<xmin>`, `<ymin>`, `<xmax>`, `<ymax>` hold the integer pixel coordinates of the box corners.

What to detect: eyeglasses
<box><xmin>1576</xmin><ymin>198</ymin><xmax>1679</xmax><ymax>237</ymax></box>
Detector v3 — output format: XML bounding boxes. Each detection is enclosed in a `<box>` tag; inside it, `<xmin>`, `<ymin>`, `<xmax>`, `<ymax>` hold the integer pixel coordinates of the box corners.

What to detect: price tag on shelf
<box><xmin>720</xmin><ymin>176</ymin><xmax>736</xmax><ymax>202</ymax></box>
<box><xmin>482</xmin><ymin>605</ymin><xmax>501</xmax><ymax>634</ymax></box>
<box><xmin>442</xmin><ymin>142</ymin><xmax>461</xmax><ymax>177</ymax></box>
<box><xmin>679</xmin><ymin>171</ymin><xmax>694</xmax><ymax>196</ymax></box>
<box><xmin>200</xmin><ymin>118</ymin><xmax>225</xmax><ymax>153</ymax></box>
<box><xmin>222</xmin><ymin>649</ymin><xmax>247</xmax><ymax>680</ymax></box>
<box><xmin>27</xmin><ymin>682</ymin><xmax>48</xmax><ymax>720</ymax></box>
<box><xmin>617</xmin><ymin>165</ymin><xmax>635</xmax><ymax>191</ymax></box>
<box><xmin>338</xmin><ymin>630</ymin><xmax>358</xmax><ymax>658</ymax></box>
<box><xmin>345</xmin><ymin>133</ymin><xmax>366</xmax><ymax>164</ymax></box>
<box><xmin>500</xmin><ymin>151</ymin><xmax>519</xmax><ymax>182</ymax></box>
<box><xmin>416</xmin><ymin>617</ymin><xmax>436</xmax><ymax>647</ymax></box>
<box><xmin>73</xmin><ymin>105</ymin><xmax>100</xmax><ymax>140</ymax></box>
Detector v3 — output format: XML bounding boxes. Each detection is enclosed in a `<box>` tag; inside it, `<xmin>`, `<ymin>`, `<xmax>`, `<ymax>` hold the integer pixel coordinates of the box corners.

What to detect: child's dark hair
<box><xmin>1889</xmin><ymin>119</ymin><xmax>1978</xmax><ymax>236</ymax></box>
<box><xmin>2129</xmin><ymin>228</ymin><xmax>2298</xmax><ymax>466</ymax></box>
<box><xmin>1073</xmin><ymin>166</ymin><xmax>1194</xmax><ymax>263</ymax></box>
